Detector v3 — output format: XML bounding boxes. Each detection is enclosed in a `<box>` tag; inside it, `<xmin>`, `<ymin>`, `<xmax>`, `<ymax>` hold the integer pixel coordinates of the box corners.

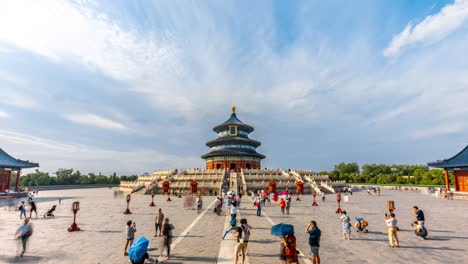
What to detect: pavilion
<box><xmin>428</xmin><ymin>144</ymin><xmax>468</xmax><ymax>192</ymax></box>
<box><xmin>201</xmin><ymin>106</ymin><xmax>265</xmax><ymax>170</ymax></box>
<box><xmin>0</xmin><ymin>148</ymin><xmax>39</xmax><ymax>192</ymax></box>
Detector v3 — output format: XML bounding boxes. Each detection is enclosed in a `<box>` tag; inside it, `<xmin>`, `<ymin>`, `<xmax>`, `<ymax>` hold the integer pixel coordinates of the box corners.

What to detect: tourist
<box><xmin>234</xmin><ymin>218</ymin><xmax>251</xmax><ymax>264</ymax></box>
<box><xmin>196</xmin><ymin>195</ymin><xmax>203</xmax><ymax>214</ymax></box>
<box><xmin>161</xmin><ymin>218</ymin><xmax>174</xmax><ymax>259</ymax></box>
<box><xmin>18</xmin><ymin>201</ymin><xmax>27</xmax><ymax>219</ymax></box>
<box><xmin>305</xmin><ymin>220</ymin><xmax>321</xmax><ymax>264</ymax></box>
<box><xmin>29</xmin><ymin>200</ymin><xmax>37</xmax><ymax>218</ymax></box>
<box><xmin>349</xmin><ymin>187</ymin><xmax>353</xmax><ymax>195</ymax></box>
<box><xmin>413</xmin><ymin>206</ymin><xmax>425</xmax><ymax>226</ymax></box>
<box><xmin>58</xmin><ymin>198</ymin><xmax>62</xmax><ymax>205</ymax></box>
<box><xmin>221</xmin><ymin>215</ymin><xmax>237</xmax><ymax>239</ymax></box>
<box><xmin>280</xmin><ymin>198</ymin><xmax>286</xmax><ymax>215</ymax></box>
<box><xmin>340</xmin><ymin>211</ymin><xmax>351</xmax><ymax>240</ymax></box>
<box><xmin>15</xmin><ymin>217</ymin><xmax>33</xmax><ymax>257</ymax></box>
<box><xmin>286</xmin><ymin>196</ymin><xmax>291</xmax><ymax>215</ymax></box>
<box><xmin>225</xmin><ymin>196</ymin><xmax>232</xmax><ymax>215</ymax></box>
<box><xmin>124</xmin><ymin>220</ymin><xmax>136</xmax><ymax>256</ymax></box>
<box><xmin>237</xmin><ymin>194</ymin><xmax>242</xmax><ymax>209</ymax></box>
<box><xmin>255</xmin><ymin>198</ymin><xmax>261</xmax><ymax>216</ymax></box>
<box><xmin>215</xmin><ymin>197</ymin><xmax>222</xmax><ymax>215</ymax></box>
<box><xmin>154</xmin><ymin>208</ymin><xmax>164</xmax><ymax>237</ymax></box>
<box><xmin>280</xmin><ymin>234</ymin><xmax>297</xmax><ymax>264</ymax></box>
<box><xmin>321</xmin><ymin>192</ymin><xmax>325</xmax><ymax>202</ymax></box>
<box><xmin>413</xmin><ymin>223</ymin><xmax>428</xmax><ymax>240</ymax></box>
<box><xmin>230</xmin><ymin>201</ymin><xmax>238</xmax><ymax>218</ymax></box>
<box><xmin>385</xmin><ymin>213</ymin><xmax>399</xmax><ymax>248</ymax></box>
<box><xmin>266</xmin><ymin>193</ymin><xmax>271</xmax><ymax>206</ymax></box>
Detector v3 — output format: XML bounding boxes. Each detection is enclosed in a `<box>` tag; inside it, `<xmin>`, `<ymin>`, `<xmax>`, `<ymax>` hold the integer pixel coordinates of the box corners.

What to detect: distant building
<box><xmin>201</xmin><ymin>106</ymin><xmax>265</xmax><ymax>170</ymax></box>
<box><xmin>0</xmin><ymin>148</ymin><xmax>39</xmax><ymax>192</ymax></box>
<box><xmin>428</xmin><ymin>144</ymin><xmax>468</xmax><ymax>192</ymax></box>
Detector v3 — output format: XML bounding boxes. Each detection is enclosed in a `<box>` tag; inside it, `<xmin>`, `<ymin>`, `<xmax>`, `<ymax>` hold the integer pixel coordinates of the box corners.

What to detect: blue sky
<box><xmin>0</xmin><ymin>0</ymin><xmax>467</xmax><ymax>175</ymax></box>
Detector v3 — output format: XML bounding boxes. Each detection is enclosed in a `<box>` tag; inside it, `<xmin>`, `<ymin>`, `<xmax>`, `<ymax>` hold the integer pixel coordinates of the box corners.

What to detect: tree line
<box><xmin>322</xmin><ymin>162</ymin><xmax>449</xmax><ymax>185</ymax></box>
<box><xmin>12</xmin><ymin>169</ymin><xmax>138</xmax><ymax>187</ymax></box>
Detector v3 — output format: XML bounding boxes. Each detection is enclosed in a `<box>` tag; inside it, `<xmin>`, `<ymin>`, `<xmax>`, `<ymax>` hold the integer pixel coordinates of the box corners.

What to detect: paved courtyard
<box><xmin>0</xmin><ymin>187</ymin><xmax>467</xmax><ymax>264</ymax></box>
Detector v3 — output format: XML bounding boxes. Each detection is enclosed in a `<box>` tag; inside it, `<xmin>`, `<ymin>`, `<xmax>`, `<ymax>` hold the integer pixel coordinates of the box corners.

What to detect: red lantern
<box><xmin>336</xmin><ymin>191</ymin><xmax>342</xmax><ymax>213</ymax></box>
<box><xmin>268</xmin><ymin>181</ymin><xmax>277</xmax><ymax>194</ymax></box>
<box><xmin>68</xmin><ymin>201</ymin><xmax>81</xmax><ymax>232</ymax></box>
<box><xmin>190</xmin><ymin>180</ymin><xmax>198</xmax><ymax>195</ymax></box>
<box><xmin>162</xmin><ymin>181</ymin><xmax>170</xmax><ymax>195</ymax></box>
<box><xmin>124</xmin><ymin>194</ymin><xmax>132</xmax><ymax>214</ymax></box>
<box><xmin>296</xmin><ymin>181</ymin><xmax>304</xmax><ymax>194</ymax></box>
<box><xmin>387</xmin><ymin>200</ymin><xmax>395</xmax><ymax>213</ymax></box>
<box><xmin>149</xmin><ymin>191</ymin><xmax>155</xmax><ymax>207</ymax></box>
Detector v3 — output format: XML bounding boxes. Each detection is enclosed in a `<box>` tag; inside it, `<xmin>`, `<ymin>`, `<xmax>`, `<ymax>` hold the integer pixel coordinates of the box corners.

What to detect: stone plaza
<box><xmin>0</xmin><ymin>187</ymin><xmax>467</xmax><ymax>264</ymax></box>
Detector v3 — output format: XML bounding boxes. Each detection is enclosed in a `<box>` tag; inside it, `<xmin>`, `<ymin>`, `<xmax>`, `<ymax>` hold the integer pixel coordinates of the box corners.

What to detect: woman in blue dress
<box><xmin>340</xmin><ymin>211</ymin><xmax>351</xmax><ymax>240</ymax></box>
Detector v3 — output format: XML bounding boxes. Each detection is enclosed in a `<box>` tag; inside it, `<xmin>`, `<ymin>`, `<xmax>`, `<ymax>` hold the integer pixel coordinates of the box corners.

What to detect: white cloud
<box><xmin>0</xmin><ymin>129</ymin><xmax>201</xmax><ymax>174</ymax></box>
<box><xmin>63</xmin><ymin>113</ymin><xmax>127</xmax><ymax>130</ymax></box>
<box><xmin>0</xmin><ymin>110</ymin><xmax>10</xmax><ymax>118</ymax></box>
<box><xmin>0</xmin><ymin>0</ymin><xmax>178</xmax><ymax>80</ymax></box>
<box><xmin>384</xmin><ymin>0</ymin><xmax>468</xmax><ymax>57</ymax></box>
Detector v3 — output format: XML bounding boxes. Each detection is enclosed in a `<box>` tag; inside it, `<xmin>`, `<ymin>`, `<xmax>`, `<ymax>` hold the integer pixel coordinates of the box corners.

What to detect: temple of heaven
<box><xmin>201</xmin><ymin>106</ymin><xmax>265</xmax><ymax>170</ymax></box>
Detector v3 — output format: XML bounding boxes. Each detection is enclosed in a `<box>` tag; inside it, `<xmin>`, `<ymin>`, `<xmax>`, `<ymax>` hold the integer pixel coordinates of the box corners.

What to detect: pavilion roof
<box><xmin>0</xmin><ymin>148</ymin><xmax>39</xmax><ymax>169</ymax></box>
<box><xmin>213</xmin><ymin>113</ymin><xmax>254</xmax><ymax>133</ymax></box>
<box><xmin>427</xmin><ymin>144</ymin><xmax>468</xmax><ymax>169</ymax></box>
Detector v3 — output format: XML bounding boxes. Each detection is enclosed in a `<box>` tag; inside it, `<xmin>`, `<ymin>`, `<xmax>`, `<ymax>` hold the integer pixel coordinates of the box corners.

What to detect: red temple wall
<box><xmin>0</xmin><ymin>170</ymin><xmax>11</xmax><ymax>192</ymax></box>
<box><xmin>454</xmin><ymin>170</ymin><xmax>468</xmax><ymax>192</ymax></box>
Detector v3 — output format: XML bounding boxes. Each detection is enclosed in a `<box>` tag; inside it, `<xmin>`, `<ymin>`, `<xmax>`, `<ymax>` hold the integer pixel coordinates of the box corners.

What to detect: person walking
<box><xmin>29</xmin><ymin>200</ymin><xmax>37</xmax><ymax>218</ymax></box>
<box><xmin>255</xmin><ymin>198</ymin><xmax>262</xmax><ymax>216</ymax></box>
<box><xmin>280</xmin><ymin>198</ymin><xmax>286</xmax><ymax>215</ymax></box>
<box><xmin>15</xmin><ymin>217</ymin><xmax>33</xmax><ymax>257</ymax></box>
<box><xmin>413</xmin><ymin>206</ymin><xmax>425</xmax><ymax>227</ymax></box>
<box><xmin>221</xmin><ymin>215</ymin><xmax>237</xmax><ymax>239</ymax></box>
<box><xmin>196</xmin><ymin>195</ymin><xmax>203</xmax><ymax>214</ymax></box>
<box><xmin>18</xmin><ymin>201</ymin><xmax>27</xmax><ymax>219</ymax></box>
<box><xmin>230</xmin><ymin>201</ymin><xmax>238</xmax><ymax>218</ymax></box>
<box><xmin>321</xmin><ymin>192</ymin><xmax>325</xmax><ymax>202</ymax></box>
<box><xmin>154</xmin><ymin>208</ymin><xmax>164</xmax><ymax>237</ymax></box>
<box><xmin>225</xmin><ymin>196</ymin><xmax>232</xmax><ymax>215</ymax></box>
<box><xmin>215</xmin><ymin>197</ymin><xmax>222</xmax><ymax>215</ymax></box>
<box><xmin>124</xmin><ymin>220</ymin><xmax>136</xmax><ymax>256</ymax></box>
<box><xmin>280</xmin><ymin>234</ymin><xmax>297</xmax><ymax>264</ymax></box>
<box><xmin>234</xmin><ymin>218</ymin><xmax>251</xmax><ymax>264</ymax></box>
<box><xmin>305</xmin><ymin>220</ymin><xmax>321</xmax><ymax>264</ymax></box>
<box><xmin>161</xmin><ymin>218</ymin><xmax>174</xmax><ymax>260</ymax></box>
<box><xmin>349</xmin><ymin>187</ymin><xmax>353</xmax><ymax>195</ymax></box>
<box><xmin>340</xmin><ymin>211</ymin><xmax>351</xmax><ymax>240</ymax></box>
<box><xmin>286</xmin><ymin>196</ymin><xmax>291</xmax><ymax>215</ymax></box>
<box><xmin>385</xmin><ymin>213</ymin><xmax>399</xmax><ymax>248</ymax></box>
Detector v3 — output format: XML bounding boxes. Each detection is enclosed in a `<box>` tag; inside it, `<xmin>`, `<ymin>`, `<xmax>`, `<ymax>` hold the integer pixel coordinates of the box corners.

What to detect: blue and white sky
<box><xmin>1</xmin><ymin>0</ymin><xmax>468</xmax><ymax>175</ymax></box>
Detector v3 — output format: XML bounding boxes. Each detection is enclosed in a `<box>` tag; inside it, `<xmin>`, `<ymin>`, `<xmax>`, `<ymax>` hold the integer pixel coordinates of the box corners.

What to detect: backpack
<box><xmin>229</xmin><ymin>218</ymin><xmax>237</xmax><ymax>227</ymax></box>
<box><xmin>239</xmin><ymin>225</ymin><xmax>250</xmax><ymax>243</ymax></box>
<box><xmin>284</xmin><ymin>235</ymin><xmax>297</xmax><ymax>257</ymax></box>
<box><xmin>361</xmin><ymin>220</ymin><xmax>368</xmax><ymax>227</ymax></box>
<box><xmin>18</xmin><ymin>205</ymin><xmax>24</xmax><ymax>211</ymax></box>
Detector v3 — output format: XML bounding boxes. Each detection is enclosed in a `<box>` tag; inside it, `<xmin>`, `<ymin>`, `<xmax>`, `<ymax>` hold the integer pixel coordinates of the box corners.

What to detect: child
<box><xmin>280</xmin><ymin>198</ymin><xmax>286</xmax><ymax>215</ymax></box>
<box><xmin>18</xmin><ymin>201</ymin><xmax>27</xmax><ymax>219</ymax></box>
<box><xmin>124</xmin><ymin>220</ymin><xmax>136</xmax><ymax>256</ymax></box>
<box><xmin>256</xmin><ymin>199</ymin><xmax>262</xmax><ymax>216</ymax></box>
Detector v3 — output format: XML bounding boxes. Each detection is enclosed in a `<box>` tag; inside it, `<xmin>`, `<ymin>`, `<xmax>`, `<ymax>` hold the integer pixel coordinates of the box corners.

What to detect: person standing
<box><xmin>161</xmin><ymin>218</ymin><xmax>174</xmax><ymax>260</ymax></box>
<box><xmin>196</xmin><ymin>195</ymin><xmax>203</xmax><ymax>214</ymax></box>
<box><xmin>215</xmin><ymin>197</ymin><xmax>222</xmax><ymax>215</ymax></box>
<box><xmin>305</xmin><ymin>220</ymin><xmax>321</xmax><ymax>264</ymax></box>
<box><xmin>124</xmin><ymin>220</ymin><xmax>136</xmax><ymax>256</ymax></box>
<box><xmin>280</xmin><ymin>198</ymin><xmax>286</xmax><ymax>215</ymax></box>
<box><xmin>256</xmin><ymin>198</ymin><xmax>262</xmax><ymax>216</ymax></box>
<box><xmin>349</xmin><ymin>187</ymin><xmax>353</xmax><ymax>195</ymax></box>
<box><xmin>234</xmin><ymin>219</ymin><xmax>251</xmax><ymax>264</ymax></box>
<box><xmin>154</xmin><ymin>208</ymin><xmax>164</xmax><ymax>237</ymax></box>
<box><xmin>385</xmin><ymin>213</ymin><xmax>399</xmax><ymax>248</ymax></box>
<box><xmin>340</xmin><ymin>211</ymin><xmax>351</xmax><ymax>240</ymax></box>
<box><xmin>413</xmin><ymin>206</ymin><xmax>425</xmax><ymax>227</ymax></box>
<box><xmin>230</xmin><ymin>201</ymin><xmax>238</xmax><ymax>218</ymax></box>
<box><xmin>286</xmin><ymin>196</ymin><xmax>291</xmax><ymax>215</ymax></box>
<box><xmin>18</xmin><ymin>201</ymin><xmax>27</xmax><ymax>219</ymax></box>
<box><xmin>15</xmin><ymin>217</ymin><xmax>33</xmax><ymax>257</ymax></box>
<box><xmin>29</xmin><ymin>200</ymin><xmax>37</xmax><ymax>218</ymax></box>
<box><xmin>321</xmin><ymin>192</ymin><xmax>325</xmax><ymax>202</ymax></box>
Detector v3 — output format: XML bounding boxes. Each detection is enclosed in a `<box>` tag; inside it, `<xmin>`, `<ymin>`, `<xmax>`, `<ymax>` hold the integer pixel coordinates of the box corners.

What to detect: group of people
<box><xmin>123</xmin><ymin>207</ymin><xmax>175</xmax><ymax>263</ymax></box>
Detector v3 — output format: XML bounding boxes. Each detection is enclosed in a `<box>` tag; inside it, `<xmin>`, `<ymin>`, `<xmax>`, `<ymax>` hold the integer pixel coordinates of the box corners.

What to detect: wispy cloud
<box><xmin>0</xmin><ymin>110</ymin><xmax>10</xmax><ymax>119</ymax></box>
<box><xmin>384</xmin><ymin>0</ymin><xmax>468</xmax><ymax>57</ymax></box>
<box><xmin>63</xmin><ymin>113</ymin><xmax>127</xmax><ymax>130</ymax></box>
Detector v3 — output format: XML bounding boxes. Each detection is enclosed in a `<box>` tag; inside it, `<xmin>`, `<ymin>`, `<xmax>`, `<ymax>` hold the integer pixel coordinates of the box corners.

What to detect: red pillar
<box><xmin>15</xmin><ymin>170</ymin><xmax>21</xmax><ymax>192</ymax></box>
<box><xmin>444</xmin><ymin>170</ymin><xmax>450</xmax><ymax>191</ymax></box>
<box><xmin>6</xmin><ymin>171</ymin><xmax>11</xmax><ymax>190</ymax></box>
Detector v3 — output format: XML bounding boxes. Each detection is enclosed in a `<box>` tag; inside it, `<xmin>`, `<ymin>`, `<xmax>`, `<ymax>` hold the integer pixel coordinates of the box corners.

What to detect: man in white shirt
<box><xmin>385</xmin><ymin>213</ymin><xmax>399</xmax><ymax>248</ymax></box>
<box><xmin>15</xmin><ymin>217</ymin><xmax>33</xmax><ymax>257</ymax></box>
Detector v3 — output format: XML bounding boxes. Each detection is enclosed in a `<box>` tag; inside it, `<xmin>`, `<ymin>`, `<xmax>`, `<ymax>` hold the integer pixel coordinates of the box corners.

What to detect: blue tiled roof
<box><xmin>213</xmin><ymin>113</ymin><xmax>254</xmax><ymax>133</ymax></box>
<box><xmin>0</xmin><ymin>148</ymin><xmax>39</xmax><ymax>169</ymax></box>
<box><xmin>427</xmin><ymin>144</ymin><xmax>468</xmax><ymax>169</ymax></box>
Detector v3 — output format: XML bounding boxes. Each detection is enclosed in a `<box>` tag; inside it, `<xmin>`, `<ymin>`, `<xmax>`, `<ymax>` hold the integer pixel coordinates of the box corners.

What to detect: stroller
<box><xmin>43</xmin><ymin>205</ymin><xmax>57</xmax><ymax>218</ymax></box>
<box><xmin>354</xmin><ymin>217</ymin><xmax>368</xmax><ymax>232</ymax></box>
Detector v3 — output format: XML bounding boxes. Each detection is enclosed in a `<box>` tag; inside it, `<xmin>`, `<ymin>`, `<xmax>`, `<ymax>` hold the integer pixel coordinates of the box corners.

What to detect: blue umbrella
<box><xmin>128</xmin><ymin>236</ymin><xmax>149</xmax><ymax>261</ymax></box>
<box><xmin>271</xmin><ymin>223</ymin><xmax>294</xmax><ymax>237</ymax></box>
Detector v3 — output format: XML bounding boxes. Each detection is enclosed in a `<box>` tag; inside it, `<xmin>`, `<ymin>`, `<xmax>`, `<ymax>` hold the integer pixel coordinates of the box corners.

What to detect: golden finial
<box><xmin>231</xmin><ymin>106</ymin><xmax>236</xmax><ymax>114</ymax></box>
